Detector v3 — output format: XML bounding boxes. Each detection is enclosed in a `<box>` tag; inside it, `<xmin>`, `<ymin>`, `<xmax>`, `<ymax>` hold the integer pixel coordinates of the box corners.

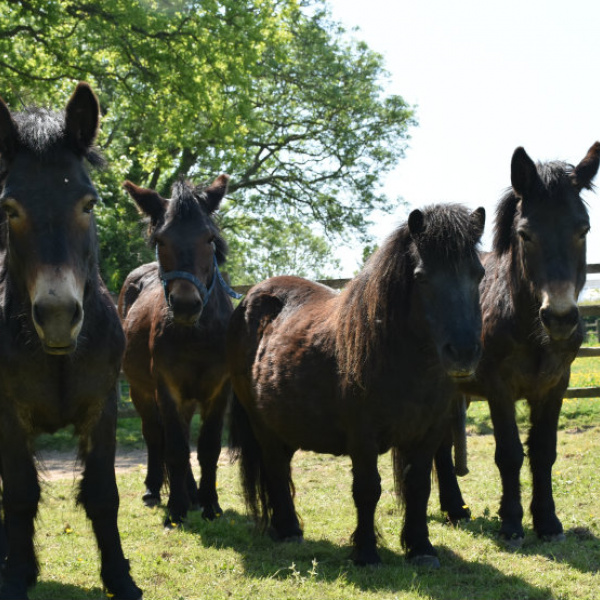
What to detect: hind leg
<box><xmin>528</xmin><ymin>391</ymin><xmax>564</xmax><ymax>541</ymax></box>
<box><xmin>0</xmin><ymin>425</ymin><xmax>40</xmax><ymax>600</ymax></box>
<box><xmin>435</xmin><ymin>431</ymin><xmax>471</xmax><ymax>524</ymax></box>
<box><xmin>78</xmin><ymin>387</ymin><xmax>141</xmax><ymax>600</ymax></box>
<box><xmin>195</xmin><ymin>388</ymin><xmax>228</xmax><ymax>520</ymax></box>
<box><xmin>131</xmin><ymin>387</ymin><xmax>164</xmax><ymax>507</ymax></box>
<box><xmin>262</xmin><ymin>442</ymin><xmax>302</xmax><ymax>541</ymax></box>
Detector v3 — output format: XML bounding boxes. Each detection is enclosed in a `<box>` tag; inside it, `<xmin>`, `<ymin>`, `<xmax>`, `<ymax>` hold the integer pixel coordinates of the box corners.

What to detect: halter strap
<box><xmin>156</xmin><ymin>247</ymin><xmax>242</xmax><ymax>306</ymax></box>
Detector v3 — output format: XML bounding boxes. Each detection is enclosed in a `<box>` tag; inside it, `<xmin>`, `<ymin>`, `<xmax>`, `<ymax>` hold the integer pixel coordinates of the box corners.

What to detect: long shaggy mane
<box><xmin>335</xmin><ymin>204</ymin><xmax>481</xmax><ymax>391</ymax></box>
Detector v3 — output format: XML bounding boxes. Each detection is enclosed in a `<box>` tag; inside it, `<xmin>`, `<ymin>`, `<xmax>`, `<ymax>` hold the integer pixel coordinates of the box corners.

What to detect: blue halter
<box><xmin>156</xmin><ymin>247</ymin><xmax>242</xmax><ymax>306</ymax></box>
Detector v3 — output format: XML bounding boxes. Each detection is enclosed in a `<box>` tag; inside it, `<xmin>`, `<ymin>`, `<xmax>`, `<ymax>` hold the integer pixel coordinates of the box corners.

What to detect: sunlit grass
<box><xmin>25</xmin><ymin>399</ymin><xmax>600</xmax><ymax>600</ymax></box>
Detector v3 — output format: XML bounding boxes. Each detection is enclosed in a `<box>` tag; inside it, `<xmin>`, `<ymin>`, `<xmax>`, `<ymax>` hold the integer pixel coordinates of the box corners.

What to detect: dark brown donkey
<box><xmin>119</xmin><ymin>176</ymin><xmax>238</xmax><ymax>528</ymax></box>
<box><xmin>228</xmin><ymin>204</ymin><xmax>485</xmax><ymax>567</ymax></box>
<box><xmin>436</xmin><ymin>143</ymin><xmax>600</xmax><ymax>545</ymax></box>
<box><xmin>0</xmin><ymin>85</ymin><xmax>141</xmax><ymax>599</ymax></box>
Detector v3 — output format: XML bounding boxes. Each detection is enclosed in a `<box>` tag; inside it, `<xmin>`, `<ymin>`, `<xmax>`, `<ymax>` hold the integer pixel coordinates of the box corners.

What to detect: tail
<box><xmin>228</xmin><ymin>393</ymin><xmax>271</xmax><ymax>531</ymax></box>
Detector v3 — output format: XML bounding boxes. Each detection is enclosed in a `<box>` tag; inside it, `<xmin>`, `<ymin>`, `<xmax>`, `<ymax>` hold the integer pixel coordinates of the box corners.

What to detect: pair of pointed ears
<box><xmin>511</xmin><ymin>142</ymin><xmax>600</xmax><ymax>198</ymax></box>
<box><xmin>408</xmin><ymin>206</ymin><xmax>486</xmax><ymax>243</ymax></box>
<box><xmin>123</xmin><ymin>174</ymin><xmax>230</xmax><ymax>225</ymax></box>
<box><xmin>0</xmin><ymin>82</ymin><xmax>99</xmax><ymax>162</ymax></box>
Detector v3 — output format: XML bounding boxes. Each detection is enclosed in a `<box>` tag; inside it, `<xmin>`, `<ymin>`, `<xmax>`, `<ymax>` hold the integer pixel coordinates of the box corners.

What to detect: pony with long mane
<box><xmin>0</xmin><ymin>85</ymin><xmax>141</xmax><ymax>599</ymax></box>
<box><xmin>228</xmin><ymin>203</ymin><xmax>485</xmax><ymax>567</ymax></box>
<box><xmin>119</xmin><ymin>175</ymin><xmax>238</xmax><ymax>528</ymax></box>
<box><xmin>436</xmin><ymin>143</ymin><xmax>600</xmax><ymax>545</ymax></box>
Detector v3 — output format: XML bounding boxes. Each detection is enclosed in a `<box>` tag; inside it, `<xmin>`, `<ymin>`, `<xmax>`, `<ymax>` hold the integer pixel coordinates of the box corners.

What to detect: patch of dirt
<box><xmin>35</xmin><ymin>448</ymin><xmax>149</xmax><ymax>481</ymax></box>
<box><xmin>35</xmin><ymin>448</ymin><xmax>232</xmax><ymax>481</ymax></box>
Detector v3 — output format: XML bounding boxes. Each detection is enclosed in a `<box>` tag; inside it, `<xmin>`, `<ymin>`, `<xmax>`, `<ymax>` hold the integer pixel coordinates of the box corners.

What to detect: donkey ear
<box><xmin>572</xmin><ymin>142</ymin><xmax>600</xmax><ymax>191</ymax></box>
<box><xmin>64</xmin><ymin>82</ymin><xmax>100</xmax><ymax>154</ymax></box>
<box><xmin>470</xmin><ymin>206</ymin><xmax>486</xmax><ymax>242</ymax></box>
<box><xmin>0</xmin><ymin>96</ymin><xmax>18</xmax><ymax>162</ymax></box>
<box><xmin>123</xmin><ymin>180</ymin><xmax>168</xmax><ymax>226</ymax></box>
<box><xmin>511</xmin><ymin>147</ymin><xmax>540</xmax><ymax>199</ymax></box>
<box><xmin>408</xmin><ymin>209</ymin><xmax>425</xmax><ymax>236</ymax></box>
<box><xmin>204</xmin><ymin>174</ymin><xmax>230</xmax><ymax>213</ymax></box>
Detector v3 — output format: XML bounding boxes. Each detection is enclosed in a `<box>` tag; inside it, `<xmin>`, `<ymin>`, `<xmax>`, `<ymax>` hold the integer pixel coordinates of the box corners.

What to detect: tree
<box><xmin>0</xmin><ymin>0</ymin><xmax>415</xmax><ymax>290</ymax></box>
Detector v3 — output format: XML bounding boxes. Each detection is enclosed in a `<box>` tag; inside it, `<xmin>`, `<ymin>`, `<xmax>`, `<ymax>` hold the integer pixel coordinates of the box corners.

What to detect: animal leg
<box><xmin>156</xmin><ymin>381</ymin><xmax>191</xmax><ymax>527</ymax></box>
<box><xmin>0</xmin><ymin>434</ymin><xmax>40</xmax><ymax>600</ymax></box>
<box><xmin>78</xmin><ymin>392</ymin><xmax>141</xmax><ymax>600</ymax></box>
<box><xmin>349</xmin><ymin>447</ymin><xmax>382</xmax><ymax>565</ymax></box>
<box><xmin>181</xmin><ymin>403</ymin><xmax>198</xmax><ymax>511</ymax></box>
<box><xmin>132</xmin><ymin>388</ymin><xmax>164</xmax><ymax>507</ymax></box>
<box><xmin>261</xmin><ymin>442</ymin><xmax>302</xmax><ymax>541</ymax></box>
<box><xmin>527</xmin><ymin>393</ymin><xmax>564</xmax><ymax>540</ymax></box>
<box><xmin>489</xmin><ymin>399</ymin><xmax>525</xmax><ymax>544</ymax></box>
<box><xmin>196</xmin><ymin>390</ymin><xmax>227</xmax><ymax>520</ymax></box>
<box><xmin>397</xmin><ymin>449</ymin><xmax>439</xmax><ymax>567</ymax></box>
<box><xmin>434</xmin><ymin>431</ymin><xmax>471</xmax><ymax>523</ymax></box>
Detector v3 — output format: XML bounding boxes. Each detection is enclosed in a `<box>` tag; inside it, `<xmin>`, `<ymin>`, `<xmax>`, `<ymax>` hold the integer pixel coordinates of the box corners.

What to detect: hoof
<box><xmin>540</xmin><ymin>532</ymin><xmax>566</xmax><ymax>543</ymax></box>
<box><xmin>408</xmin><ymin>554</ymin><xmax>441</xmax><ymax>569</ymax></box>
<box><xmin>444</xmin><ymin>505</ymin><xmax>472</xmax><ymax>525</ymax></box>
<box><xmin>350</xmin><ymin>548</ymin><xmax>382</xmax><ymax>566</ymax></box>
<box><xmin>200</xmin><ymin>502</ymin><xmax>223</xmax><ymax>521</ymax></box>
<box><xmin>499</xmin><ymin>533</ymin><xmax>524</xmax><ymax>548</ymax></box>
<box><xmin>105</xmin><ymin>584</ymin><xmax>143</xmax><ymax>600</ymax></box>
<box><xmin>163</xmin><ymin>517</ymin><xmax>185</xmax><ymax>531</ymax></box>
<box><xmin>142</xmin><ymin>490</ymin><xmax>161</xmax><ymax>508</ymax></box>
<box><xmin>267</xmin><ymin>526</ymin><xmax>303</xmax><ymax>543</ymax></box>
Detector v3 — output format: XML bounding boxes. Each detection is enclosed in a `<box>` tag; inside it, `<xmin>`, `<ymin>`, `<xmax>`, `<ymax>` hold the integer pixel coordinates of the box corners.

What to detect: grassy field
<box><xmin>25</xmin><ymin>354</ymin><xmax>600</xmax><ymax>599</ymax></box>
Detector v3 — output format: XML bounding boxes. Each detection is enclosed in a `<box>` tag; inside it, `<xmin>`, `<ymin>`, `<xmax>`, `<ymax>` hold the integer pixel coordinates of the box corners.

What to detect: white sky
<box><xmin>326</xmin><ymin>0</ymin><xmax>600</xmax><ymax>276</ymax></box>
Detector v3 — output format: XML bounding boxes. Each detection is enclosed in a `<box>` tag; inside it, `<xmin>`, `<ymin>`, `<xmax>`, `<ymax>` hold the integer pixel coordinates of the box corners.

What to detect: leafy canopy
<box><xmin>0</xmin><ymin>0</ymin><xmax>415</xmax><ymax>290</ymax></box>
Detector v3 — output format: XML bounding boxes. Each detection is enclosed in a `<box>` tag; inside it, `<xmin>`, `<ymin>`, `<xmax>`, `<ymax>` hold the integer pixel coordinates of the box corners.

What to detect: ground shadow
<box><xmin>30</xmin><ymin>581</ymin><xmax>104</xmax><ymax>599</ymax></box>
<box><xmin>178</xmin><ymin>508</ymin><xmax>550</xmax><ymax>600</ymax></box>
<box><xmin>432</xmin><ymin>512</ymin><xmax>600</xmax><ymax>575</ymax></box>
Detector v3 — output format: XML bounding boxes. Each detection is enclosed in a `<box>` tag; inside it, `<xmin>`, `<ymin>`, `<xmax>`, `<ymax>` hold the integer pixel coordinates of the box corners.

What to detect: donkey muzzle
<box><xmin>31</xmin><ymin>267</ymin><xmax>84</xmax><ymax>354</ymax></box>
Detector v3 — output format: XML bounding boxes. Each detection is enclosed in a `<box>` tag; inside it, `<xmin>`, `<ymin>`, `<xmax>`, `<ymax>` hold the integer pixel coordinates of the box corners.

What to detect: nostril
<box><xmin>564</xmin><ymin>306</ymin><xmax>579</xmax><ymax>326</ymax></box>
<box><xmin>540</xmin><ymin>307</ymin><xmax>551</xmax><ymax>325</ymax></box>
<box><xmin>71</xmin><ymin>302</ymin><xmax>83</xmax><ymax>328</ymax></box>
<box><xmin>33</xmin><ymin>302</ymin><xmax>44</xmax><ymax>327</ymax></box>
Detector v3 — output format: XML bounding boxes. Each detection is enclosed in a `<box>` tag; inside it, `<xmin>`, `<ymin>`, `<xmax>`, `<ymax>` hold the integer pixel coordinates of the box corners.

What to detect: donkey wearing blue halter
<box><xmin>119</xmin><ymin>175</ymin><xmax>238</xmax><ymax>527</ymax></box>
<box><xmin>156</xmin><ymin>247</ymin><xmax>241</xmax><ymax>309</ymax></box>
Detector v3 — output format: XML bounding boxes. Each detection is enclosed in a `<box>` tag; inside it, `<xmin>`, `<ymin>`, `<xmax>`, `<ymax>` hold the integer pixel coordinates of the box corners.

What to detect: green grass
<box><xmin>23</xmin><ymin>395</ymin><xmax>600</xmax><ymax>600</ymax></box>
<box><xmin>25</xmin><ymin>355</ymin><xmax>600</xmax><ymax>599</ymax></box>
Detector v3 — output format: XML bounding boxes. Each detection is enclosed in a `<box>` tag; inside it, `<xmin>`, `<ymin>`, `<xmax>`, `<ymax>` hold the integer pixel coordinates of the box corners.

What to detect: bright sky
<box><xmin>326</xmin><ymin>0</ymin><xmax>600</xmax><ymax>276</ymax></box>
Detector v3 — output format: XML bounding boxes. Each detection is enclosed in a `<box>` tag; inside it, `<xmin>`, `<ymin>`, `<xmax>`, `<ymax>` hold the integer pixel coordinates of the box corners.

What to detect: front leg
<box><xmin>78</xmin><ymin>386</ymin><xmax>142</xmax><ymax>600</ymax></box>
<box><xmin>395</xmin><ymin>447</ymin><xmax>439</xmax><ymax>567</ymax></box>
<box><xmin>349</xmin><ymin>442</ymin><xmax>381</xmax><ymax>565</ymax></box>
<box><xmin>156</xmin><ymin>380</ymin><xmax>191</xmax><ymax>527</ymax></box>
<box><xmin>527</xmin><ymin>390</ymin><xmax>565</xmax><ymax>540</ymax></box>
<box><xmin>488</xmin><ymin>398</ymin><xmax>525</xmax><ymax>544</ymax></box>
<box><xmin>0</xmin><ymin>421</ymin><xmax>40</xmax><ymax>600</ymax></box>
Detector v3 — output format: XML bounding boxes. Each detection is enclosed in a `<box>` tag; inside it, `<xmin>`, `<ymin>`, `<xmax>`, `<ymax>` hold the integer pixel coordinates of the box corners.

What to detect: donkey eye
<box><xmin>3</xmin><ymin>205</ymin><xmax>18</xmax><ymax>219</ymax></box>
<box><xmin>414</xmin><ymin>268</ymin><xmax>427</xmax><ymax>283</ymax></box>
<box><xmin>579</xmin><ymin>226</ymin><xmax>590</xmax><ymax>240</ymax></box>
<box><xmin>1</xmin><ymin>200</ymin><xmax>21</xmax><ymax>220</ymax></box>
<box><xmin>83</xmin><ymin>199</ymin><xmax>96</xmax><ymax>214</ymax></box>
<box><xmin>518</xmin><ymin>229</ymin><xmax>532</xmax><ymax>243</ymax></box>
